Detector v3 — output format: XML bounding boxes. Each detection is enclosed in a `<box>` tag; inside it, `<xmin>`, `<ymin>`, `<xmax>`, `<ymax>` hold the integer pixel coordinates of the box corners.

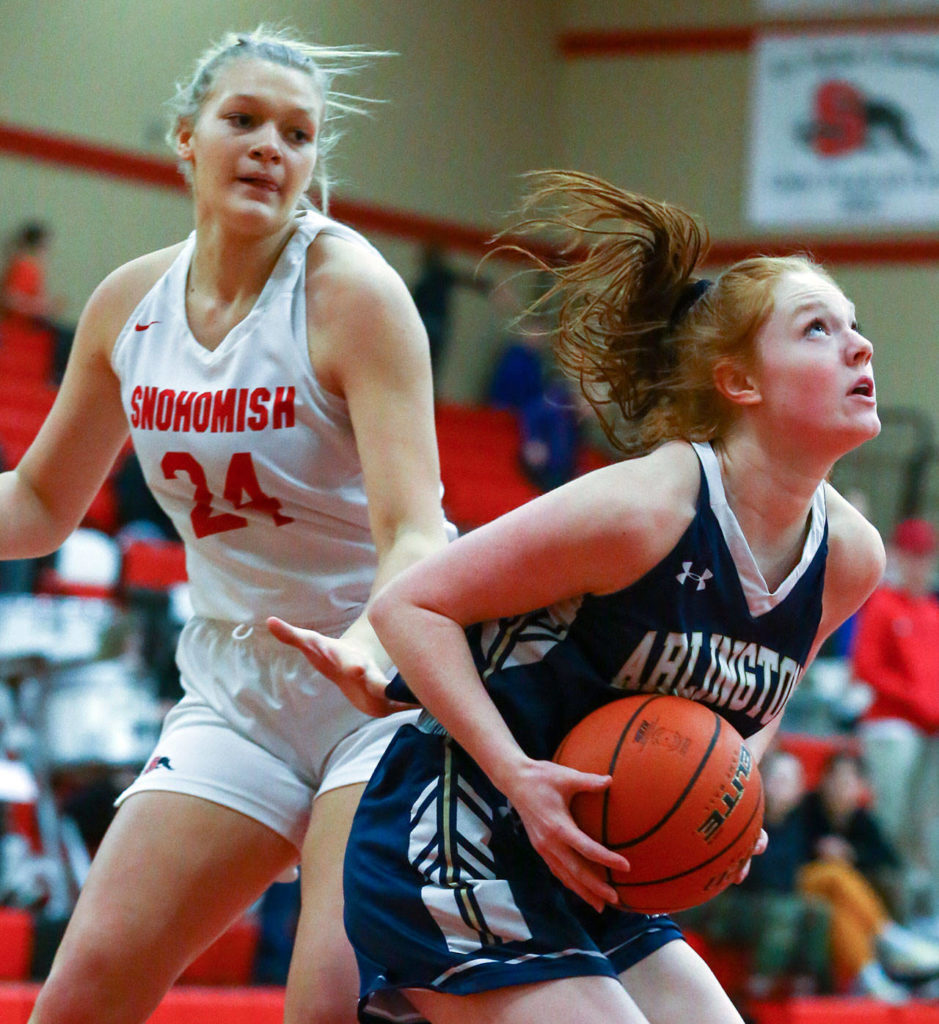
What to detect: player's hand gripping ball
<box><xmin>554</xmin><ymin>694</ymin><xmax>764</xmax><ymax>914</ymax></box>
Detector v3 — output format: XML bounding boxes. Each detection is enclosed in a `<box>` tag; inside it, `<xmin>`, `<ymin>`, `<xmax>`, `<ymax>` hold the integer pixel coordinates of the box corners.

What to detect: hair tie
<box><xmin>669</xmin><ymin>278</ymin><xmax>712</xmax><ymax>328</ymax></box>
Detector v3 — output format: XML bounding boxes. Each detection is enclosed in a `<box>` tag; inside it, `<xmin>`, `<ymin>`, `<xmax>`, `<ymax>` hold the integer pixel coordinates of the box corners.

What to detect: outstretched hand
<box><xmin>266</xmin><ymin>617</ymin><xmax>416</xmax><ymax>718</ymax></box>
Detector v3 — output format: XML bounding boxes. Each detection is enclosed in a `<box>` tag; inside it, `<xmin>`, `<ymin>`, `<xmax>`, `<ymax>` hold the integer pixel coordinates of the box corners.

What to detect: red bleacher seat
<box><xmin>178</xmin><ymin>915</ymin><xmax>259</xmax><ymax>986</ymax></box>
<box><xmin>776</xmin><ymin>733</ymin><xmax>860</xmax><ymax>790</ymax></box>
<box><xmin>0</xmin><ymin>983</ymin><xmax>287</xmax><ymax>1024</ymax></box>
<box><xmin>435</xmin><ymin>403</ymin><xmax>541</xmax><ymax>530</ymax></box>
<box><xmin>748</xmin><ymin>997</ymin><xmax>894</xmax><ymax>1023</ymax></box>
<box><xmin>0</xmin><ymin>909</ymin><xmax>34</xmax><ymax>981</ymax></box>
<box><xmin>120</xmin><ymin>539</ymin><xmax>188</xmax><ymax>591</ymax></box>
<box><xmin>683</xmin><ymin>928</ymin><xmax>751</xmax><ymax>1002</ymax></box>
<box><xmin>0</xmin><ymin>340</ymin><xmax>53</xmax><ymax>383</ymax></box>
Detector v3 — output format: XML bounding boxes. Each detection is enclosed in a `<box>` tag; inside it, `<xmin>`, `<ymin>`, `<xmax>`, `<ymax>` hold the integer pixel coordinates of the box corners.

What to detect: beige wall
<box><xmin>2</xmin><ymin>0</ymin><xmax>937</xmax><ymax>524</ymax></box>
<box><xmin>1</xmin><ymin>0</ymin><xmax>558</xmax><ymax>399</ymax></box>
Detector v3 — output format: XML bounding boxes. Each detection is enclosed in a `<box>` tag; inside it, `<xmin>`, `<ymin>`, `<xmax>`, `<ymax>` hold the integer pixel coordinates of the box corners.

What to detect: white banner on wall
<box><xmin>748</xmin><ymin>32</ymin><xmax>939</xmax><ymax>226</ymax></box>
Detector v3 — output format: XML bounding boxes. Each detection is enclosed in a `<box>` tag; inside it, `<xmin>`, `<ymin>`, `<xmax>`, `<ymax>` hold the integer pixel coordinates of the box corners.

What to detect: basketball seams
<box><xmin>604</xmin><ymin>698</ymin><xmax>724</xmax><ymax>852</ymax></box>
<box><xmin>600</xmin><ymin>694</ymin><xmax>662</xmax><ymax>848</ymax></box>
<box><xmin>555</xmin><ymin>694</ymin><xmax>764</xmax><ymax>914</ymax></box>
<box><xmin>614</xmin><ymin>783</ymin><xmax>765</xmax><ymax>913</ymax></box>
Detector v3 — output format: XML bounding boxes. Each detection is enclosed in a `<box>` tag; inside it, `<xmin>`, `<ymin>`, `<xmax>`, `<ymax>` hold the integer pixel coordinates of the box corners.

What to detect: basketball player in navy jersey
<box><xmin>271</xmin><ymin>171</ymin><xmax>884</xmax><ymax>1024</ymax></box>
<box><xmin>0</xmin><ymin>27</ymin><xmax>451</xmax><ymax>1024</ymax></box>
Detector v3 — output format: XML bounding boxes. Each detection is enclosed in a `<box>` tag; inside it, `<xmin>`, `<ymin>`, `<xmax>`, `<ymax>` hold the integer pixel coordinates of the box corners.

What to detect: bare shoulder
<box><xmin>82</xmin><ymin>243</ymin><xmax>186</xmax><ymax>353</ymax></box>
<box><xmin>304</xmin><ymin>231</ymin><xmax>426</xmax><ymax>391</ymax></box>
<box><xmin>576</xmin><ymin>441</ymin><xmax>702</xmax><ymax>591</ymax></box>
<box><xmin>304</xmin><ymin>231</ymin><xmax>412</xmax><ymax>325</ymax></box>
<box><xmin>599</xmin><ymin>441</ymin><xmax>700</xmax><ymax>513</ymax></box>
<box><xmin>822</xmin><ymin>482</ymin><xmax>886</xmax><ymax>616</ymax></box>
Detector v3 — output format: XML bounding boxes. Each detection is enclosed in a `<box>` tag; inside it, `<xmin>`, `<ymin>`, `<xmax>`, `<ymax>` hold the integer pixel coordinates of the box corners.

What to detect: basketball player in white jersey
<box><xmin>0</xmin><ymin>27</ymin><xmax>450</xmax><ymax>1024</ymax></box>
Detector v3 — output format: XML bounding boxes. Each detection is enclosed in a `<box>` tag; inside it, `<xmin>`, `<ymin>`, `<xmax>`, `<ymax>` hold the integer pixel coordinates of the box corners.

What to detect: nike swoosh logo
<box><xmin>135</xmin><ymin>321</ymin><xmax>160</xmax><ymax>332</ymax></box>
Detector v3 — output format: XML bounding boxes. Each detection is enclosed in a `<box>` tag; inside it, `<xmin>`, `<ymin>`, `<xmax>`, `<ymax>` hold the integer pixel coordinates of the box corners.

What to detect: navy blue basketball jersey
<box><xmin>388</xmin><ymin>441</ymin><xmax>827</xmax><ymax>756</ymax></box>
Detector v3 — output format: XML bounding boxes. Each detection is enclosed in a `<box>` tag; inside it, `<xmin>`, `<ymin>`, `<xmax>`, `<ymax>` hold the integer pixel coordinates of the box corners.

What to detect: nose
<box><xmin>250</xmin><ymin>124</ymin><xmax>281</xmax><ymax>163</ymax></box>
<box><xmin>847</xmin><ymin>329</ymin><xmax>873</xmax><ymax>365</ymax></box>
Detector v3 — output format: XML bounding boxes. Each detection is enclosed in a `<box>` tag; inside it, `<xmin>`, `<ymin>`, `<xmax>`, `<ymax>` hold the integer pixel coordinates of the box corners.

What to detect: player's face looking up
<box><xmin>730</xmin><ymin>268</ymin><xmax>879</xmax><ymax>456</ymax></box>
<box><xmin>175</xmin><ymin>58</ymin><xmax>323</xmax><ymax>229</ymax></box>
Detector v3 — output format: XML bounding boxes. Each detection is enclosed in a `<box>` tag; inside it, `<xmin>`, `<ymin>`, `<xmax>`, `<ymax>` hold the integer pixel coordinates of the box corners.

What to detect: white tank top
<box><xmin>111</xmin><ymin>211</ymin><xmax>386</xmax><ymax>629</ymax></box>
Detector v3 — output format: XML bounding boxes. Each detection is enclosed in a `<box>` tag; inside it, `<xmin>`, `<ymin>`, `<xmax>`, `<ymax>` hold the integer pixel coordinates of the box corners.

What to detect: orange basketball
<box><xmin>554</xmin><ymin>694</ymin><xmax>764</xmax><ymax>914</ymax></box>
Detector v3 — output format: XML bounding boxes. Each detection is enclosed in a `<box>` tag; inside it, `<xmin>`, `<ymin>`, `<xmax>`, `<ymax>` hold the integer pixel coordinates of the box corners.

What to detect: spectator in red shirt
<box><xmin>0</xmin><ymin>220</ymin><xmax>71</xmax><ymax>380</ymax></box>
<box><xmin>852</xmin><ymin>517</ymin><xmax>939</xmax><ymax>919</ymax></box>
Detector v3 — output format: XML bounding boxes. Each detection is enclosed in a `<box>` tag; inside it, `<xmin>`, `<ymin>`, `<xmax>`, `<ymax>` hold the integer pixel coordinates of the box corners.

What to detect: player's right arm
<box><xmin>368</xmin><ymin>442</ymin><xmax>700</xmax><ymax>910</ymax></box>
<box><xmin>0</xmin><ymin>249</ymin><xmax>177</xmax><ymax>558</ymax></box>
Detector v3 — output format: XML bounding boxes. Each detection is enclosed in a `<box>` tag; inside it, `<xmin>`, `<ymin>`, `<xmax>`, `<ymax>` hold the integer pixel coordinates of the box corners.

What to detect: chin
<box><xmin>227</xmin><ymin>201</ymin><xmax>290</xmax><ymax>235</ymax></box>
<box><xmin>836</xmin><ymin>415</ymin><xmax>881</xmax><ymax>456</ymax></box>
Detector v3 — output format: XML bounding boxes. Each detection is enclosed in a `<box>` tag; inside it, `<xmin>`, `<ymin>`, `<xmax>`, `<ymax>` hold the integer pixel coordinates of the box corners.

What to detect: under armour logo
<box><xmin>676</xmin><ymin>562</ymin><xmax>713</xmax><ymax>591</ymax></box>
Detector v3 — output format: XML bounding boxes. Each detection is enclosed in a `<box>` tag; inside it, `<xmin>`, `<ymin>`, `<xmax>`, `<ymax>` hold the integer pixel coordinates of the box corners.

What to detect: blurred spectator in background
<box><xmin>0</xmin><ymin>222</ymin><xmax>62</xmax><ymax>326</ymax></box>
<box><xmin>851</xmin><ymin>517</ymin><xmax>939</xmax><ymax>919</ymax></box>
<box><xmin>517</xmin><ymin>377</ymin><xmax>583</xmax><ymax>492</ymax></box>
<box><xmin>487</xmin><ymin>281</ymin><xmax>585</xmax><ymax>492</ymax></box>
<box><xmin>802</xmin><ymin>751</ymin><xmax>903</xmax><ymax>913</ymax></box>
<box><xmin>486</xmin><ymin>296</ymin><xmax>547</xmax><ymax>412</ymax></box>
<box><xmin>411</xmin><ymin>244</ymin><xmax>492</xmax><ymax>378</ymax></box>
<box><xmin>820</xmin><ymin>489</ymin><xmax>872</xmax><ymax>659</ymax></box>
<box><xmin>681</xmin><ymin>748</ymin><xmax>939</xmax><ymax>1002</ymax></box>
<box><xmin>679</xmin><ymin>749</ymin><xmax>832</xmax><ymax>1000</ymax></box>
<box><xmin>796</xmin><ymin>749</ymin><xmax>939</xmax><ymax>996</ymax></box>
<box><xmin>0</xmin><ymin>220</ymin><xmax>72</xmax><ymax>381</ymax></box>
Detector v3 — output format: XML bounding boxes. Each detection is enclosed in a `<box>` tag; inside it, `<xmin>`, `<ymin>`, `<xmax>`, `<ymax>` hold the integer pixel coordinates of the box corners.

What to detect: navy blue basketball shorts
<box><xmin>344</xmin><ymin>719</ymin><xmax>683</xmax><ymax>1023</ymax></box>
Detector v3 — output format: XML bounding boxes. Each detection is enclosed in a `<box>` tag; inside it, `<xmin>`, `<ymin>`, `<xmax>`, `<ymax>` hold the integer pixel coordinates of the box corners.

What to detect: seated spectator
<box><xmin>681</xmin><ymin>748</ymin><xmax>939</xmax><ymax>1002</ymax></box>
<box><xmin>802</xmin><ymin>750</ymin><xmax>903</xmax><ymax>912</ymax></box>
<box><xmin>0</xmin><ymin>220</ymin><xmax>72</xmax><ymax>381</ymax></box>
<box><xmin>487</xmin><ymin>330</ymin><xmax>546</xmax><ymax>412</ymax></box>
<box><xmin>678</xmin><ymin>749</ymin><xmax>833</xmax><ymax>1000</ymax></box>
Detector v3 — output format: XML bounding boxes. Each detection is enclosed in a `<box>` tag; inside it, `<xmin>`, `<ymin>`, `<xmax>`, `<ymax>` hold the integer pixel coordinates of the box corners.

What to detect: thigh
<box><xmin>622</xmin><ymin>939</ymin><xmax>746</xmax><ymax>1024</ymax></box>
<box><xmin>285</xmin><ymin>782</ymin><xmax>365</xmax><ymax>1024</ymax></box>
<box><xmin>30</xmin><ymin>791</ymin><xmax>296</xmax><ymax>1024</ymax></box>
<box><xmin>408</xmin><ymin>974</ymin><xmax>648</xmax><ymax>1024</ymax></box>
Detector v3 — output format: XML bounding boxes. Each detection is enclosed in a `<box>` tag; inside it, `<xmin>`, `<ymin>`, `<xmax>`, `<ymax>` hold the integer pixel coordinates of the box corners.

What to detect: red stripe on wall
<box><xmin>559</xmin><ymin>16</ymin><xmax>939</xmax><ymax>58</ymax></box>
<box><xmin>0</xmin><ymin>122</ymin><xmax>186</xmax><ymax>191</ymax></box>
<box><xmin>3</xmin><ymin>120</ymin><xmax>939</xmax><ymax>266</ymax></box>
<box><xmin>707</xmin><ymin>237</ymin><xmax>939</xmax><ymax>267</ymax></box>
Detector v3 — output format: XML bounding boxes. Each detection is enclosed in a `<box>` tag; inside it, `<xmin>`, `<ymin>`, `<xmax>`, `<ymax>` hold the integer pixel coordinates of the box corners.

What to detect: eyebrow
<box><xmin>790</xmin><ymin>298</ymin><xmax>856</xmax><ymax>321</ymax></box>
<box><xmin>223</xmin><ymin>94</ymin><xmax>317</xmax><ymax>118</ymax></box>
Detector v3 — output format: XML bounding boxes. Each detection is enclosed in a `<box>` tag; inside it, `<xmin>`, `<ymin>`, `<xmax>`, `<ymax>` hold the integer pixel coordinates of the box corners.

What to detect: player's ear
<box><xmin>713</xmin><ymin>359</ymin><xmax>762</xmax><ymax>407</ymax></box>
<box><xmin>175</xmin><ymin>119</ymin><xmax>195</xmax><ymax>163</ymax></box>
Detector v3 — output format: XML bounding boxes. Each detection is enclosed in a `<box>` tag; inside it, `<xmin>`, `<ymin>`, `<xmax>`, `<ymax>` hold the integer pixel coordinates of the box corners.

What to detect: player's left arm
<box><xmin>268</xmin><ymin>236</ymin><xmax>451</xmax><ymax>712</ymax></box>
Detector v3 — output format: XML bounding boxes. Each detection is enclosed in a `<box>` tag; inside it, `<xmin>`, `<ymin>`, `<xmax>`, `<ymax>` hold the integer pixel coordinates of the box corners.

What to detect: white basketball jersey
<box><xmin>111</xmin><ymin>211</ymin><xmax>386</xmax><ymax>628</ymax></box>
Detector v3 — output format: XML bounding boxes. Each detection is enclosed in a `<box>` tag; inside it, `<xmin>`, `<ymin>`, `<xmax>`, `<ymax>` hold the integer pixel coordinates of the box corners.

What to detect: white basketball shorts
<box><xmin>117</xmin><ymin>616</ymin><xmax>416</xmax><ymax>851</ymax></box>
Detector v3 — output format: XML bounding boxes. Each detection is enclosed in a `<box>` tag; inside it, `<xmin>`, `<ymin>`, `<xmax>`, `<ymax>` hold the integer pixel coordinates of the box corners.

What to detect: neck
<box><xmin>712</xmin><ymin>433</ymin><xmax>827</xmax><ymax>587</ymax></box>
<box><xmin>188</xmin><ymin>215</ymin><xmax>296</xmax><ymax>304</ymax></box>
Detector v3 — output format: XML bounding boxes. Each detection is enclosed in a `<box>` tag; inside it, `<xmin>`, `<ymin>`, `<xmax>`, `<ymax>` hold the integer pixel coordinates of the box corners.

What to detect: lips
<box><xmin>238</xmin><ymin>175</ymin><xmax>279</xmax><ymax>192</ymax></box>
<box><xmin>849</xmin><ymin>376</ymin><xmax>874</xmax><ymax>397</ymax></box>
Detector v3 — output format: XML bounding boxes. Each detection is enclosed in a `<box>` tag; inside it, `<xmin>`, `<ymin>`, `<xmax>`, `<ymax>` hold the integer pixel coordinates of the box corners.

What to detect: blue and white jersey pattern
<box><xmin>390</xmin><ymin>440</ymin><xmax>827</xmax><ymax>756</ymax></box>
<box><xmin>354</xmin><ymin>441</ymin><xmax>828</xmax><ymax>1020</ymax></box>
